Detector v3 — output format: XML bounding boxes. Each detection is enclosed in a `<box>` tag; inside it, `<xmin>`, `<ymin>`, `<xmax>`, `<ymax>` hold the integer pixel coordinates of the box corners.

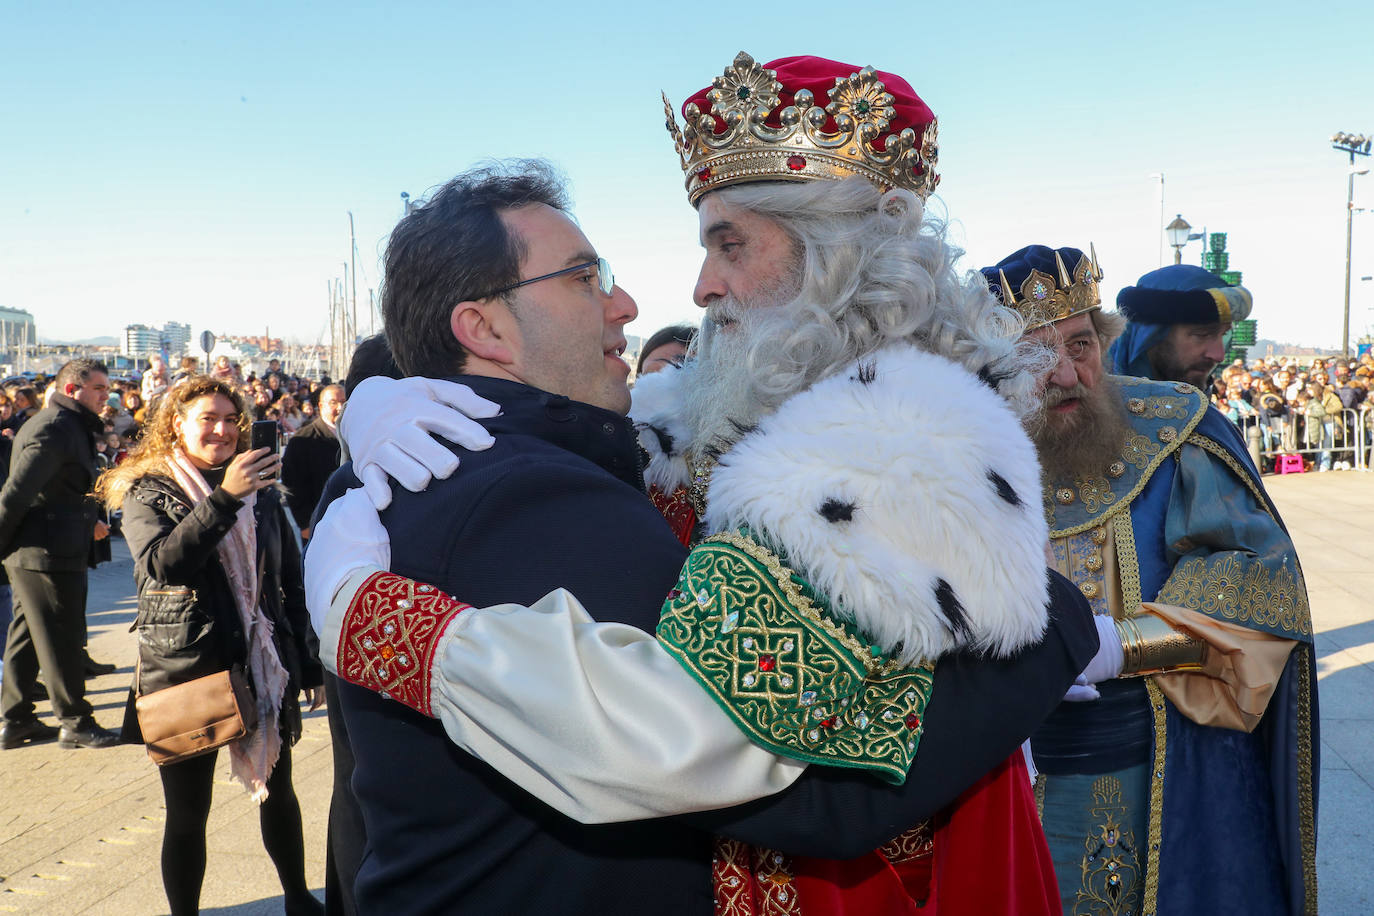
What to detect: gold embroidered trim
<box><xmin>1155</xmin><ymin>555</ymin><xmax>1312</xmax><ymax>638</ymax></box>
<box><xmin>1047</xmin><ymin>380</ymin><xmax>1208</xmax><ymax>538</ymax></box>
<box><xmin>1111</xmin><ymin>511</ymin><xmax>1143</xmax><ymax>614</ymax></box>
<box><xmin>1297</xmin><ymin>647</ymin><xmax>1318</xmax><ymax>914</ymax></box>
<box><xmin>879</xmin><ymin>821</ymin><xmax>935</xmax><ymax>865</ymax></box>
<box><xmin>709</xmin><ymin>531</ymin><xmax>904</xmax><ymax>674</ymax></box>
<box><xmin>1142</xmin><ymin>678</ymin><xmax>1168</xmax><ymax>916</ymax></box>
<box><xmin>657</xmin><ymin>532</ymin><xmax>934</xmax><ymax>783</ymax></box>
<box><xmin>1034</xmin><ymin>773</ymin><xmax>1047</xmax><ymax>822</ymax></box>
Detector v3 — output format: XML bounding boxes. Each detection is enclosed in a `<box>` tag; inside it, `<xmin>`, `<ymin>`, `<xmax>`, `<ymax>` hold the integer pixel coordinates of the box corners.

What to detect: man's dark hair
<box><xmin>345</xmin><ymin>335</ymin><xmax>402</xmax><ymax>397</ymax></box>
<box><xmin>636</xmin><ymin>323</ymin><xmax>698</xmax><ymax>374</ymax></box>
<box><xmin>381</xmin><ymin>159</ymin><xmax>570</xmax><ymax>378</ymax></box>
<box><xmin>56</xmin><ymin>358</ymin><xmax>108</xmax><ymax>392</ymax></box>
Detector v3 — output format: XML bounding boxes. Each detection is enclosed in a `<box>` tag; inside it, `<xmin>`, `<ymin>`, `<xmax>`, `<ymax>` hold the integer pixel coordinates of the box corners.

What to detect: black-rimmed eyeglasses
<box><xmin>479</xmin><ymin>257</ymin><xmax>614</xmax><ymax>300</ymax></box>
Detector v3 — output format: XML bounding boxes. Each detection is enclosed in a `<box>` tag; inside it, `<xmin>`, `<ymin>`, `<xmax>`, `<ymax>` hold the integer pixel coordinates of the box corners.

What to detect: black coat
<box><xmin>0</xmin><ymin>394</ymin><xmax>103</xmax><ymax>572</ymax></box>
<box><xmin>280</xmin><ymin>417</ymin><xmax>340</xmax><ymax>531</ymax></box>
<box><xmin>119</xmin><ymin>474</ymin><xmax>322</xmax><ymax>745</ymax></box>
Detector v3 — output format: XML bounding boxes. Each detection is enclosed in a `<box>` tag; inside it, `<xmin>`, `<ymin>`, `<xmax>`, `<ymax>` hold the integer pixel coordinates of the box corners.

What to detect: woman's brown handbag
<box><xmin>136</xmin><ymin>666</ymin><xmax>258</xmax><ymax>766</ymax></box>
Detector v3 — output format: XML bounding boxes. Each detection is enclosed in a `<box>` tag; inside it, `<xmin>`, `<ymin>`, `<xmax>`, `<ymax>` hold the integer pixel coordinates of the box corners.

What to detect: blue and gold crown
<box><xmin>981</xmin><ymin>245</ymin><xmax>1103</xmax><ymax>329</ymax></box>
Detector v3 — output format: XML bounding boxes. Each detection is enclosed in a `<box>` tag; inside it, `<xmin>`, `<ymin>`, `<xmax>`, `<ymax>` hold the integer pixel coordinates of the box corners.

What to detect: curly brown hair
<box><xmin>94</xmin><ymin>376</ymin><xmax>250</xmax><ymax>510</ymax></box>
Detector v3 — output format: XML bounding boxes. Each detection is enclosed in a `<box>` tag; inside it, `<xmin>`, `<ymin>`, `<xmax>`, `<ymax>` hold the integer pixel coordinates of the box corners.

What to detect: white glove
<box><xmin>304</xmin><ymin>487</ymin><xmax>392</xmax><ymax>639</ymax></box>
<box><xmin>340</xmin><ymin>376</ymin><xmax>501</xmax><ymax>509</ymax></box>
<box><xmin>1062</xmin><ymin>615</ymin><xmax>1125</xmax><ymax>702</ymax></box>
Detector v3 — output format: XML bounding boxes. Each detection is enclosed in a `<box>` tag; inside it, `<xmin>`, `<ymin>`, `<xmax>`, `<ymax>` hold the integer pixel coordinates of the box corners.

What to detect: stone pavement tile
<box><xmin>1321</xmin><ymin>740</ymin><xmax>1353</xmax><ymax>772</ymax></box>
<box><xmin>1322</xmin><ymin>719</ymin><xmax>1374</xmax><ymax>786</ymax></box>
<box><xmin>1318</xmin><ymin>769</ymin><xmax>1374</xmax><ymax>914</ymax></box>
<box><xmin>1315</xmin><ymin>654</ymin><xmax>1374</xmax><ymax>721</ymax></box>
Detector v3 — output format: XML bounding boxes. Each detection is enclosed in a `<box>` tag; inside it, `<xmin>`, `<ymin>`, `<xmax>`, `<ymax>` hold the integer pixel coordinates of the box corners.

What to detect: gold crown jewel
<box><xmin>664</xmin><ymin>52</ymin><xmax>939</xmax><ymax>206</ymax></box>
<box><xmin>998</xmin><ymin>245</ymin><xmax>1104</xmax><ymax>329</ymax></box>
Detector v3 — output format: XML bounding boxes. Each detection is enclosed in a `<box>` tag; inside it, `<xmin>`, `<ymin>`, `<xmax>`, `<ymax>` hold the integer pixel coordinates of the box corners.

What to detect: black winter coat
<box><xmin>0</xmin><ymin>394</ymin><xmax>103</xmax><ymax>572</ymax></box>
<box><xmin>119</xmin><ymin>473</ymin><xmax>323</xmax><ymax>745</ymax></box>
<box><xmin>280</xmin><ymin>417</ymin><xmax>341</xmax><ymax>531</ymax></box>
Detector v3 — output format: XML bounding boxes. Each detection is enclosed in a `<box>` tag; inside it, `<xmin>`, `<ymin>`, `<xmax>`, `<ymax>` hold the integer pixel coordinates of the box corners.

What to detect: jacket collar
<box><xmin>448</xmin><ymin>376</ymin><xmax>644</xmax><ymax>492</ymax></box>
<box><xmin>50</xmin><ymin>392</ymin><xmax>104</xmax><ymax>434</ymax></box>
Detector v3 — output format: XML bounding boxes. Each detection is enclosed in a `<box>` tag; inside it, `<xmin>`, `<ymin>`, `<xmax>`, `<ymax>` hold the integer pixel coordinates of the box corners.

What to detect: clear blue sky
<box><xmin>3</xmin><ymin>0</ymin><xmax>1372</xmax><ymax>349</ymax></box>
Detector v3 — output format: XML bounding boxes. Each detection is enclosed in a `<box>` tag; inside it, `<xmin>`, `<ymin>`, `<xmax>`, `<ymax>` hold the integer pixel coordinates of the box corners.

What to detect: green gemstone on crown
<box><xmin>737</xmin><ymin>86</ymin><xmax>751</xmax><ymax>100</ymax></box>
<box><xmin>856</xmin><ymin>100</ymin><xmax>871</xmax><ymax>115</ymax></box>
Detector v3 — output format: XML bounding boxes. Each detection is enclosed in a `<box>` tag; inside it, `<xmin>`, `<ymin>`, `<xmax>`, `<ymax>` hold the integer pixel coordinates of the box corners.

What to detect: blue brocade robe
<box><xmin>1033</xmin><ymin>377</ymin><xmax>1317</xmax><ymax>916</ymax></box>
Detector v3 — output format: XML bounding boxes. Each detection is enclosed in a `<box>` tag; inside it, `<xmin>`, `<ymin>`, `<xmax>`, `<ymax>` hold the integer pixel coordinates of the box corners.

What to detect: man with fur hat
<box><xmin>1109</xmin><ymin>264</ymin><xmax>1253</xmax><ymax>389</ymax></box>
<box><xmin>306</xmin><ymin>54</ymin><xmax>1098</xmax><ymax>914</ymax></box>
<box><xmin>983</xmin><ymin>245</ymin><xmax>1316</xmax><ymax>916</ymax></box>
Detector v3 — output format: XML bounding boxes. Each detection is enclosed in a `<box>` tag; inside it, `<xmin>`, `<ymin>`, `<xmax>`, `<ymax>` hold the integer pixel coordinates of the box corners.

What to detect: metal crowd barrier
<box><xmin>1244</xmin><ymin>406</ymin><xmax>1372</xmax><ymax>473</ymax></box>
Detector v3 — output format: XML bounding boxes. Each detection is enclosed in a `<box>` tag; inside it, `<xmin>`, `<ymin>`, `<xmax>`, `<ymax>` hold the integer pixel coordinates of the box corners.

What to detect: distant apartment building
<box><xmin>163</xmin><ymin>321</ymin><xmax>192</xmax><ymax>355</ymax></box>
<box><xmin>0</xmin><ymin>307</ymin><xmax>37</xmax><ymax>350</ymax></box>
<box><xmin>124</xmin><ymin>324</ymin><xmax>164</xmax><ymax>358</ymax></box>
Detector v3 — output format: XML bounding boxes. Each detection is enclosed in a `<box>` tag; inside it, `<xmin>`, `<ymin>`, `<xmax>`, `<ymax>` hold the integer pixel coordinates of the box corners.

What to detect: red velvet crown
<box><xmin>665</xmin><ymin>52</ymin><xmax>940</xmax><ymax>205</ymax></box>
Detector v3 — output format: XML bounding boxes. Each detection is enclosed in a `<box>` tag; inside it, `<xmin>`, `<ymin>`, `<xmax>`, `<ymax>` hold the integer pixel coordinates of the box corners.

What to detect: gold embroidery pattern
<box><xmin>713</xmin><ymin>838</ymin><xmax>754</xmax><ymax>916</ymax></box>
<box><xmin>710</xmin><ymin>840</ymin><xmax>801</xmax><ymax>915</ymax></box>
<box><xmin>879</xmin><ymin>821</ymin><xmax>935</xmax><ymax>865</ymax></box>
<box><xmin>687</xmin><ymin>452</ymin><xmax>719</xmax><ymax>521</ymax></box>
<box><xmin>754</xmin><ymin>847</ymin><xmax>801</xmax><ymax>915</ymax></box>
<box><xmin>1120</xmin><ymin>434</ymin><xmax>1160</xmax><ymax>470</ymax></box>
<box><xmin>1077</xmin><ymin>476</ymin><xmax>1116</xmax><ymax>514</ymax></box>
<box><xmin>1051</xmin><ymin>532</ymin><xmax>1110</xmax><ymax>617</ymax></box>
<box><xmin>1141</xmin><ymin>678</ymin><xmax>1168</xmax><ymax>916</ymax></box>
<box><xmin>1034</xmin><ymin>773</ymin><xmax>1047</xmax><ymax>822</ymax></box>
<box><xmin>1141</xmin><ymin>396</ymin><xmax>1191</xmax><ymax>420</ymax></box>
<box><xmin>1155</xmin><ymin>555</ymin><xmax>1312</xmax><ymax>638</ymax></box>
<box><xmin>1297</xmin><ymin>647</ymin><xmax>1318</xmax><ymax>914</ymax></box>
<box><xmin>1111</xmin><ymin>512</ymin><xmax>1143</xmax><ymax>613</ymax></box>
<box><xmin>1072</xmin><ymin>776</ymin><xmax>1143</xmax><ymax>916</ymax></box>
<box><xmin>335</xmin><ymin>572</ymin><xmax>470</xmax><ymax>716</ymax></box>
<box><xmin>657</xmin><ymin>532</ymin><xmax>934</xmax><ymax>783</ymax></box>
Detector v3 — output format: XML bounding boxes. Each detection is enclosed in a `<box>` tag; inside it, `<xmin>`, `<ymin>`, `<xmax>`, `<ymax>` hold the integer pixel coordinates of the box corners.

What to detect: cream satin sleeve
<box><xmin>324</xmin><ymin>568</ymin><xmax>807</xmax><ymax>824</ymax></box>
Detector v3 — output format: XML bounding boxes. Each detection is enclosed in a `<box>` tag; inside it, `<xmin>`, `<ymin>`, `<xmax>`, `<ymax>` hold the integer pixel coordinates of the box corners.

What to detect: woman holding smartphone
<box><xmin>95</xmin><ymin>376</ymin><xmax>324</xmax><ymax>916</ymax></box>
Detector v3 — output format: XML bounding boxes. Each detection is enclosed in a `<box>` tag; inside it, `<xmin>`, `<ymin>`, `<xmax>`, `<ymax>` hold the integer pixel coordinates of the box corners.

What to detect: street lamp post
<box><xmin>1166</xmin><ymin>214</ymin><xmax>1192</xmax><ymax>265</ymax></box>
<box><xmin>1332</xmin><ymin>131</ymin><xmax>1372</xmax><ymax>359</ymax></box>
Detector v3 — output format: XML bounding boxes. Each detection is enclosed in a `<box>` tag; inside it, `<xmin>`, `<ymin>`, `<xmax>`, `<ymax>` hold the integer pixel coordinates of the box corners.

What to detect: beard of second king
<box><xmin>1030</xmin><ymin>373</ymin><xmax>1132</xmax><ymax>483</ymax></box>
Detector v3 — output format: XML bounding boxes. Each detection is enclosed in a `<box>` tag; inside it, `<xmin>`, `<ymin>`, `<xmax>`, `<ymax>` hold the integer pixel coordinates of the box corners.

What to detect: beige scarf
<box><xmin>167</xmin><ymin>449</ymin><xmax>288</xmax><ymax>803</ymax></box>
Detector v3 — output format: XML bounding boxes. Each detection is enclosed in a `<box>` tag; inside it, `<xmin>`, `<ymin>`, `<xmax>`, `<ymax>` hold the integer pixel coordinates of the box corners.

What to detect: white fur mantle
<box><xmin>632</xmin><ymin>344</ymin><xmax>1050</xmax><ymax>663</ymax></box>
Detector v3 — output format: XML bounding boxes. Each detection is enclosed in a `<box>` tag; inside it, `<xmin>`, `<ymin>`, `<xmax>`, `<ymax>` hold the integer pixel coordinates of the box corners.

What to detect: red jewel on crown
<box><xmin>697</xmin><ymin>167</ymin><xmax>712</xmax><ymax>182</ymax></box>
<box><xmin>786</xmin><ymin>155</ymin><xmax>806</xmax><ymax>171</ymax></box>
<box><xmin>905</xmin><ymin>713</ymin><xmax>921</xmax><ymax>730</ymax></box>
<box><xmin>757</xmin><ymin>654</ymin><xmax>777</xmax><ymax>672</ymax></box>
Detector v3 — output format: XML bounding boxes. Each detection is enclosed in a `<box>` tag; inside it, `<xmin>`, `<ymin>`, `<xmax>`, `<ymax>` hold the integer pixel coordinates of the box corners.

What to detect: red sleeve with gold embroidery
<box><xmin>334</xmin><ymin>571</ymin><xmax>471</xmax><ymax>717</ymax></box>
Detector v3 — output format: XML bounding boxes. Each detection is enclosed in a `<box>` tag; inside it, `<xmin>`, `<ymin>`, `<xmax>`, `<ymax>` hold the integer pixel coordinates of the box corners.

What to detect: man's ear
<box><xmin>451</xmin><ymin>300</ymin><xmax>517</xmax><ymax>365</ymax></box>
<box><xmin>63</xmin><ymin>382</ymin><xmax>80</xmax><ymax>398</ymax></box>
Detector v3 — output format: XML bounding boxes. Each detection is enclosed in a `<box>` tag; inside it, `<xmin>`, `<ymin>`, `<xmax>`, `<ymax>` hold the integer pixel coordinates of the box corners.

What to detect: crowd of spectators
<box><xmin>1</xmin><ymin>357</ymin><xmax>337</xmax><ymax>475</ymax></box>
<box><xmin>1210</xmin><ymin>351</ymin><xmax>1374</xmax><ymax>471</ymax></box>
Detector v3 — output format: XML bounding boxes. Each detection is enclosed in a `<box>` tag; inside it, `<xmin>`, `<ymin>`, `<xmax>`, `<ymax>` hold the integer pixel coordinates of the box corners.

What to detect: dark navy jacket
<box><xmin>323</xmin><ymin>376</ymin><xmax>1098</xmax><ymax>915</ymax></box>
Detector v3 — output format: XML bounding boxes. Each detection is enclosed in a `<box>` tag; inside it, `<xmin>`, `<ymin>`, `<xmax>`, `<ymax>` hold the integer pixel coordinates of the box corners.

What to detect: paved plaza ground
<box><xmin>0</xmin><ymin>470</ymin><xmax>1371</xmax><ymax>914</ymax></box>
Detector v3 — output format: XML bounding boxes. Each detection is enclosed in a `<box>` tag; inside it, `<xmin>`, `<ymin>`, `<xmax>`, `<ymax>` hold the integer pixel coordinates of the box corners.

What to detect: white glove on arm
<box><xmin>340</xmin><ymin>376</ymin><xmax>501</xmax><ymax>509</ymax></box>
<box><xmin>305</xmin><ymin>487</ymin><xmax>392</xmax><ymax>639</ymax></box>
<box><xmin>1062</xmin><ymin>614</ymin><xmax>1125</xmax><ymax>702</ymax></box>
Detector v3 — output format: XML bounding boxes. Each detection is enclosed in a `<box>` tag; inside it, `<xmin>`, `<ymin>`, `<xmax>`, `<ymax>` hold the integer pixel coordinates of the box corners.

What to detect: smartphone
<box><xmin>251</xmin><ymin>420</ymin><xmax>279</xmax><ymax>455</ymax></box>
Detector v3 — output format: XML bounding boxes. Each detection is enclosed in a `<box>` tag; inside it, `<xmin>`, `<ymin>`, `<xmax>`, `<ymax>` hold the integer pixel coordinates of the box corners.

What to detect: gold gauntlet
<box><xmin>1114</xmin><ymin>613</ymin><xmax>1206</xmax><ymax>676</ymax></box>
